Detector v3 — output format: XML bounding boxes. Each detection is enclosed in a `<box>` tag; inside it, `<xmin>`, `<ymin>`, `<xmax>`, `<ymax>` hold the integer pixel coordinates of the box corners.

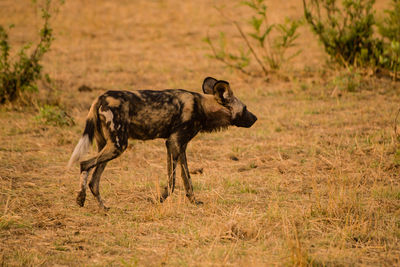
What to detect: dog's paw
<box><xmin>193</xmin><ymin>200</ymin><xmax>204</xmax><ymax>205</ymax></box>
<box><xmin>159</xmin><ymin>193</ymin><xmax>170</xmax><ymax>203</ymax></box>
<box><xmin>76</xmin><ymin>191</ymin><xmax>86</xmax><ymax>207</ymax></box>
<box><xmin>101</xmin><ymin>205</ymin><xmax>110</xmax><ymax>211</ymax></box>
<box><xmin>186</xmin><ymin>194</ymin><xmax>203</xmax><ymax>205</ymax></box>
<box><xmin>98</xmin><ymin>202</ymin><xmax>109</xmax><ymax>211</ymax></box>
<box><xmin>188</xmin><ymin>197</ymin><xmax>203</xmax><ymax>205</ymax></box>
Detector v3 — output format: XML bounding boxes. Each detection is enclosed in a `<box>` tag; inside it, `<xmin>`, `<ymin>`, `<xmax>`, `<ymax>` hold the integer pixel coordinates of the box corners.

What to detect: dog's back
<box><xmin>92</xmin><ymin>89</ymin><xmax>205</xmax><ymax>140</ymax></box>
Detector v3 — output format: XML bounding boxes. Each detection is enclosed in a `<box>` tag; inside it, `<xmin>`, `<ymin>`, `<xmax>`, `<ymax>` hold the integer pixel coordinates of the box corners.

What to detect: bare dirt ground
<box><xmin>1</xmin><ymin>0</ymin><xmax>399</xmax><ymax>265</ymax></box>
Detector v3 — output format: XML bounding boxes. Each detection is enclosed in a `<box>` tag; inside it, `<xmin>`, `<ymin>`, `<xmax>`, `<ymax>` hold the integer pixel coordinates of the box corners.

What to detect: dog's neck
<box><xmin>200</xmin><ymin>95</ymin><xmax>231</xmax><ymax>132</ymax></box>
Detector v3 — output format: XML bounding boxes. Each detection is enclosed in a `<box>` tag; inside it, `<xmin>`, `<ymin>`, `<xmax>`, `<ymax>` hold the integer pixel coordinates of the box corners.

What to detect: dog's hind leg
<box><xmin>77</xmin><ymin>140</ymin><xmax>126</xmax><ymax>207</ymax></box>
<box><xmin>76</xmin><ymin>170</ymin><xmax>91</xmax><ymax>207</ymax></box>
<box><xmin>88</xmin><ymin>137</ymin><xmax>109</xmax><ymax>210</ymax></box>
<box><xmin>80</xmin><ymin>141</ymin><xmax>125</xmax><ymax>172</ymax></box>
<box><xmin>89</xmin><ymin>163</ymin><xmax>108</xmax><ymax>210</ymax></box>
<box><xmin>160</xmin><ymin>139</ymin><xmax>179</xmax><ymax>202</ymax></box>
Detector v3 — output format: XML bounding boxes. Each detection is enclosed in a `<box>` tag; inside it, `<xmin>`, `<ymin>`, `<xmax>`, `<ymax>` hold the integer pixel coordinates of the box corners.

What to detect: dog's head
<box><xmin>202</xmin><ymin>77</ymin><xmax>257</xmax><ymax>128</ymax></box>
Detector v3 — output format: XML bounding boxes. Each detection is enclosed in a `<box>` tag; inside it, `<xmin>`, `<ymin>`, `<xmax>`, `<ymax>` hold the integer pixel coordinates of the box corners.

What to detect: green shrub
<box><xmin>244</xmin><ymin>0</ymin><xmax>302</xmax><ymax>71</ymax></box>
<box><xmin>35</xmin><ymin>105</ymin><xmax>74</xmax><ymax>127</ymax></box>
<box><xmin>378</xmin><ymin>0</ymin><xmax>400</xmax><ymax>80</ymax></box>
<box><xmin>0</xmin><ymin>0</ymin><xmax>53</xmax><ymax>104</ymax></box>
<box><xmin>332</xmin><ymin>68</ymin><xmax>362</xmax><ymax>92</ymax></box>
<box><xmin>303</xmin><ymin>0</ymin><xmax>380</xmax><ymax>67</ymax></box>
<box><xmin>204</xmin><ymin>0</ymin><xmax>302</xmax><ymax>77</ymax></box>
<box><xmin>303</xmin><ymin>0</ymin><xmax>400</xmax><ymax>80</ymax></box>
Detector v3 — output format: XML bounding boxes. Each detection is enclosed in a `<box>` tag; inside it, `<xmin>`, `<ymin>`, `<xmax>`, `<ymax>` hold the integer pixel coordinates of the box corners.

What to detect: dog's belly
<box><xmin>128</xmin><ymin>121</ymin><xmax>174</xmax><ymax>140</ymax></box>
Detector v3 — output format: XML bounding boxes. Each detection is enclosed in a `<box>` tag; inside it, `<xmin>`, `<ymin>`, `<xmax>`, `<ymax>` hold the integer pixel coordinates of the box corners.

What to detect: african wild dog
<box><xmin>68</xmin><ymin>77</ymin><xmax>257</xmax><ymax>210</ymax></box>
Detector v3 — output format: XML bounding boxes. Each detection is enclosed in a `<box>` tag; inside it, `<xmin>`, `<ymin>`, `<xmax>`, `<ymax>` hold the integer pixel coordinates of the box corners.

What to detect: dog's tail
<box><xmin>67</xmin><ymin>100</ymin><xmax>98</xmax><ymax>168</ymax></box>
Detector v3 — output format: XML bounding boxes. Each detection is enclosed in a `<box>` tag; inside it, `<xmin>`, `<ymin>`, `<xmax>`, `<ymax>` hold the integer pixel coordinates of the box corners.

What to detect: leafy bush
<box><xmin>378</xmin><ymin>0</ymin><xmax>400</xmax><ymax>80</ymax></box>
<box><xmin>0</xmin><ymin>0</ymin><xmax>53</xmax><ymax>104</ymax></box>
<box><xmin>204</xmin><ymin>0</ymin><xmax>302</xmax><ymax>77</ymax></box>
<box><xmin>244</xmin><ymin>0</ymin><xmax>302</xmax><ymax>70</ymax></box>
<box><xmin>303</xmin><ymin>0</ymin><xmax>379</xmax><ymax>67</ymax></box>
<box><xmin>303</xmin><ymin>0</ymin><xmax>400</xmax><ymax>80</ymax></box>
<box><xmin>35</xmin><ymin>104</ymin><xmax>74</xmax><ymax>127</ymax></box>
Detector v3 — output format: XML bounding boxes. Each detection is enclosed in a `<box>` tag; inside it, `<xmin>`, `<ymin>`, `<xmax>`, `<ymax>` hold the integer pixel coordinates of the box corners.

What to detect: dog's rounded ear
<box><xmin>202</xmin><ymin>77</ymin><xmax>218</xmax><ymax>94</ymax></box>
<box><xmin>213</xmin><ymin>81</ymin><xmax>232</xmax><ymax>104</ymax></box>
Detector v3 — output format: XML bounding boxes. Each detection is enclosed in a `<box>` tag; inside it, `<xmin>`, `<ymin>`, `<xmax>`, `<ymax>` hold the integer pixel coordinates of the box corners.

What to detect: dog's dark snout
<box><xmin>251</xmin><ymin>113</ymin><xmax>257</xmax><ymax>123</ymax></box>
<box><xmin>247</xmin><ymin>112</ymin><xmax>257</xmax><ymax>127</ymax></box>
<box><xmin>233</xmin><ymin>110</ymin><xmax>257</xmax><ymax>128</ymax></box>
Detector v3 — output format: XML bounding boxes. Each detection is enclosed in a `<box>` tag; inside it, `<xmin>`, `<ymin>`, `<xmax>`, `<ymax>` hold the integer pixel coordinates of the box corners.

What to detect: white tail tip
<box><xmin>67</xmin><ymin>135</ymin><xmax>90</xmax><ymax>168</ymax></box>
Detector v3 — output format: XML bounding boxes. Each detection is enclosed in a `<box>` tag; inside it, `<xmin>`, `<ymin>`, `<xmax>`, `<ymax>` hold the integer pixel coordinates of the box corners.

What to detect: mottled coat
<box><xmin>68</xmin><ymin>77</ymin><xmax>257</xmax><ymax>209</ymax></box>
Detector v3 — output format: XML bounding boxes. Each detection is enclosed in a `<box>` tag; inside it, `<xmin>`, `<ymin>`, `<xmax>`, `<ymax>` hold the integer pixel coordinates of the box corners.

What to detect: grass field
<box><xmin>1</xmin><ymin>0</ymin><xmax>400</xmax><ymax>265</ymax></box>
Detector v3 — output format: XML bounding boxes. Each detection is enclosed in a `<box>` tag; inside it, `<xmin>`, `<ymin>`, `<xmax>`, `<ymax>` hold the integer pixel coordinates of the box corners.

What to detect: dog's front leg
<box><xmin>160</xmin><ymin>139</ymin><xmax>178</xmax><ymax>202</ymax></box>
<box><xmin>179</xmin><ymin>148</ymin><xmax>203</xmax><ymax>205</ymax></box>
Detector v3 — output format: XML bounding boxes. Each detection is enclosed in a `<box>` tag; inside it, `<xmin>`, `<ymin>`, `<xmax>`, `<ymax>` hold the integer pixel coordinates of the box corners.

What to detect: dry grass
<box><xmin>1</xmin><ymin>0</ymin><xmax>400</xmax><ymax>266</ymax></box>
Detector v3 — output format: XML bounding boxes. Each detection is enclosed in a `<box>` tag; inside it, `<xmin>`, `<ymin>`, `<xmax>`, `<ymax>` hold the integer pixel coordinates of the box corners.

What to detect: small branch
<box><xmin>215</xmin><ymin>7</ymin><xmax>269</xmax><ymax>77</ymax></box>
<box><xmin>206</xmin><ymin>32</ymin><xmax>253</xmax><ymax>76</ymax></box>
<box><xmin>232</xmin><ymin>21</ymin><xmax>269</xmax><ymax>77</ymax></box>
